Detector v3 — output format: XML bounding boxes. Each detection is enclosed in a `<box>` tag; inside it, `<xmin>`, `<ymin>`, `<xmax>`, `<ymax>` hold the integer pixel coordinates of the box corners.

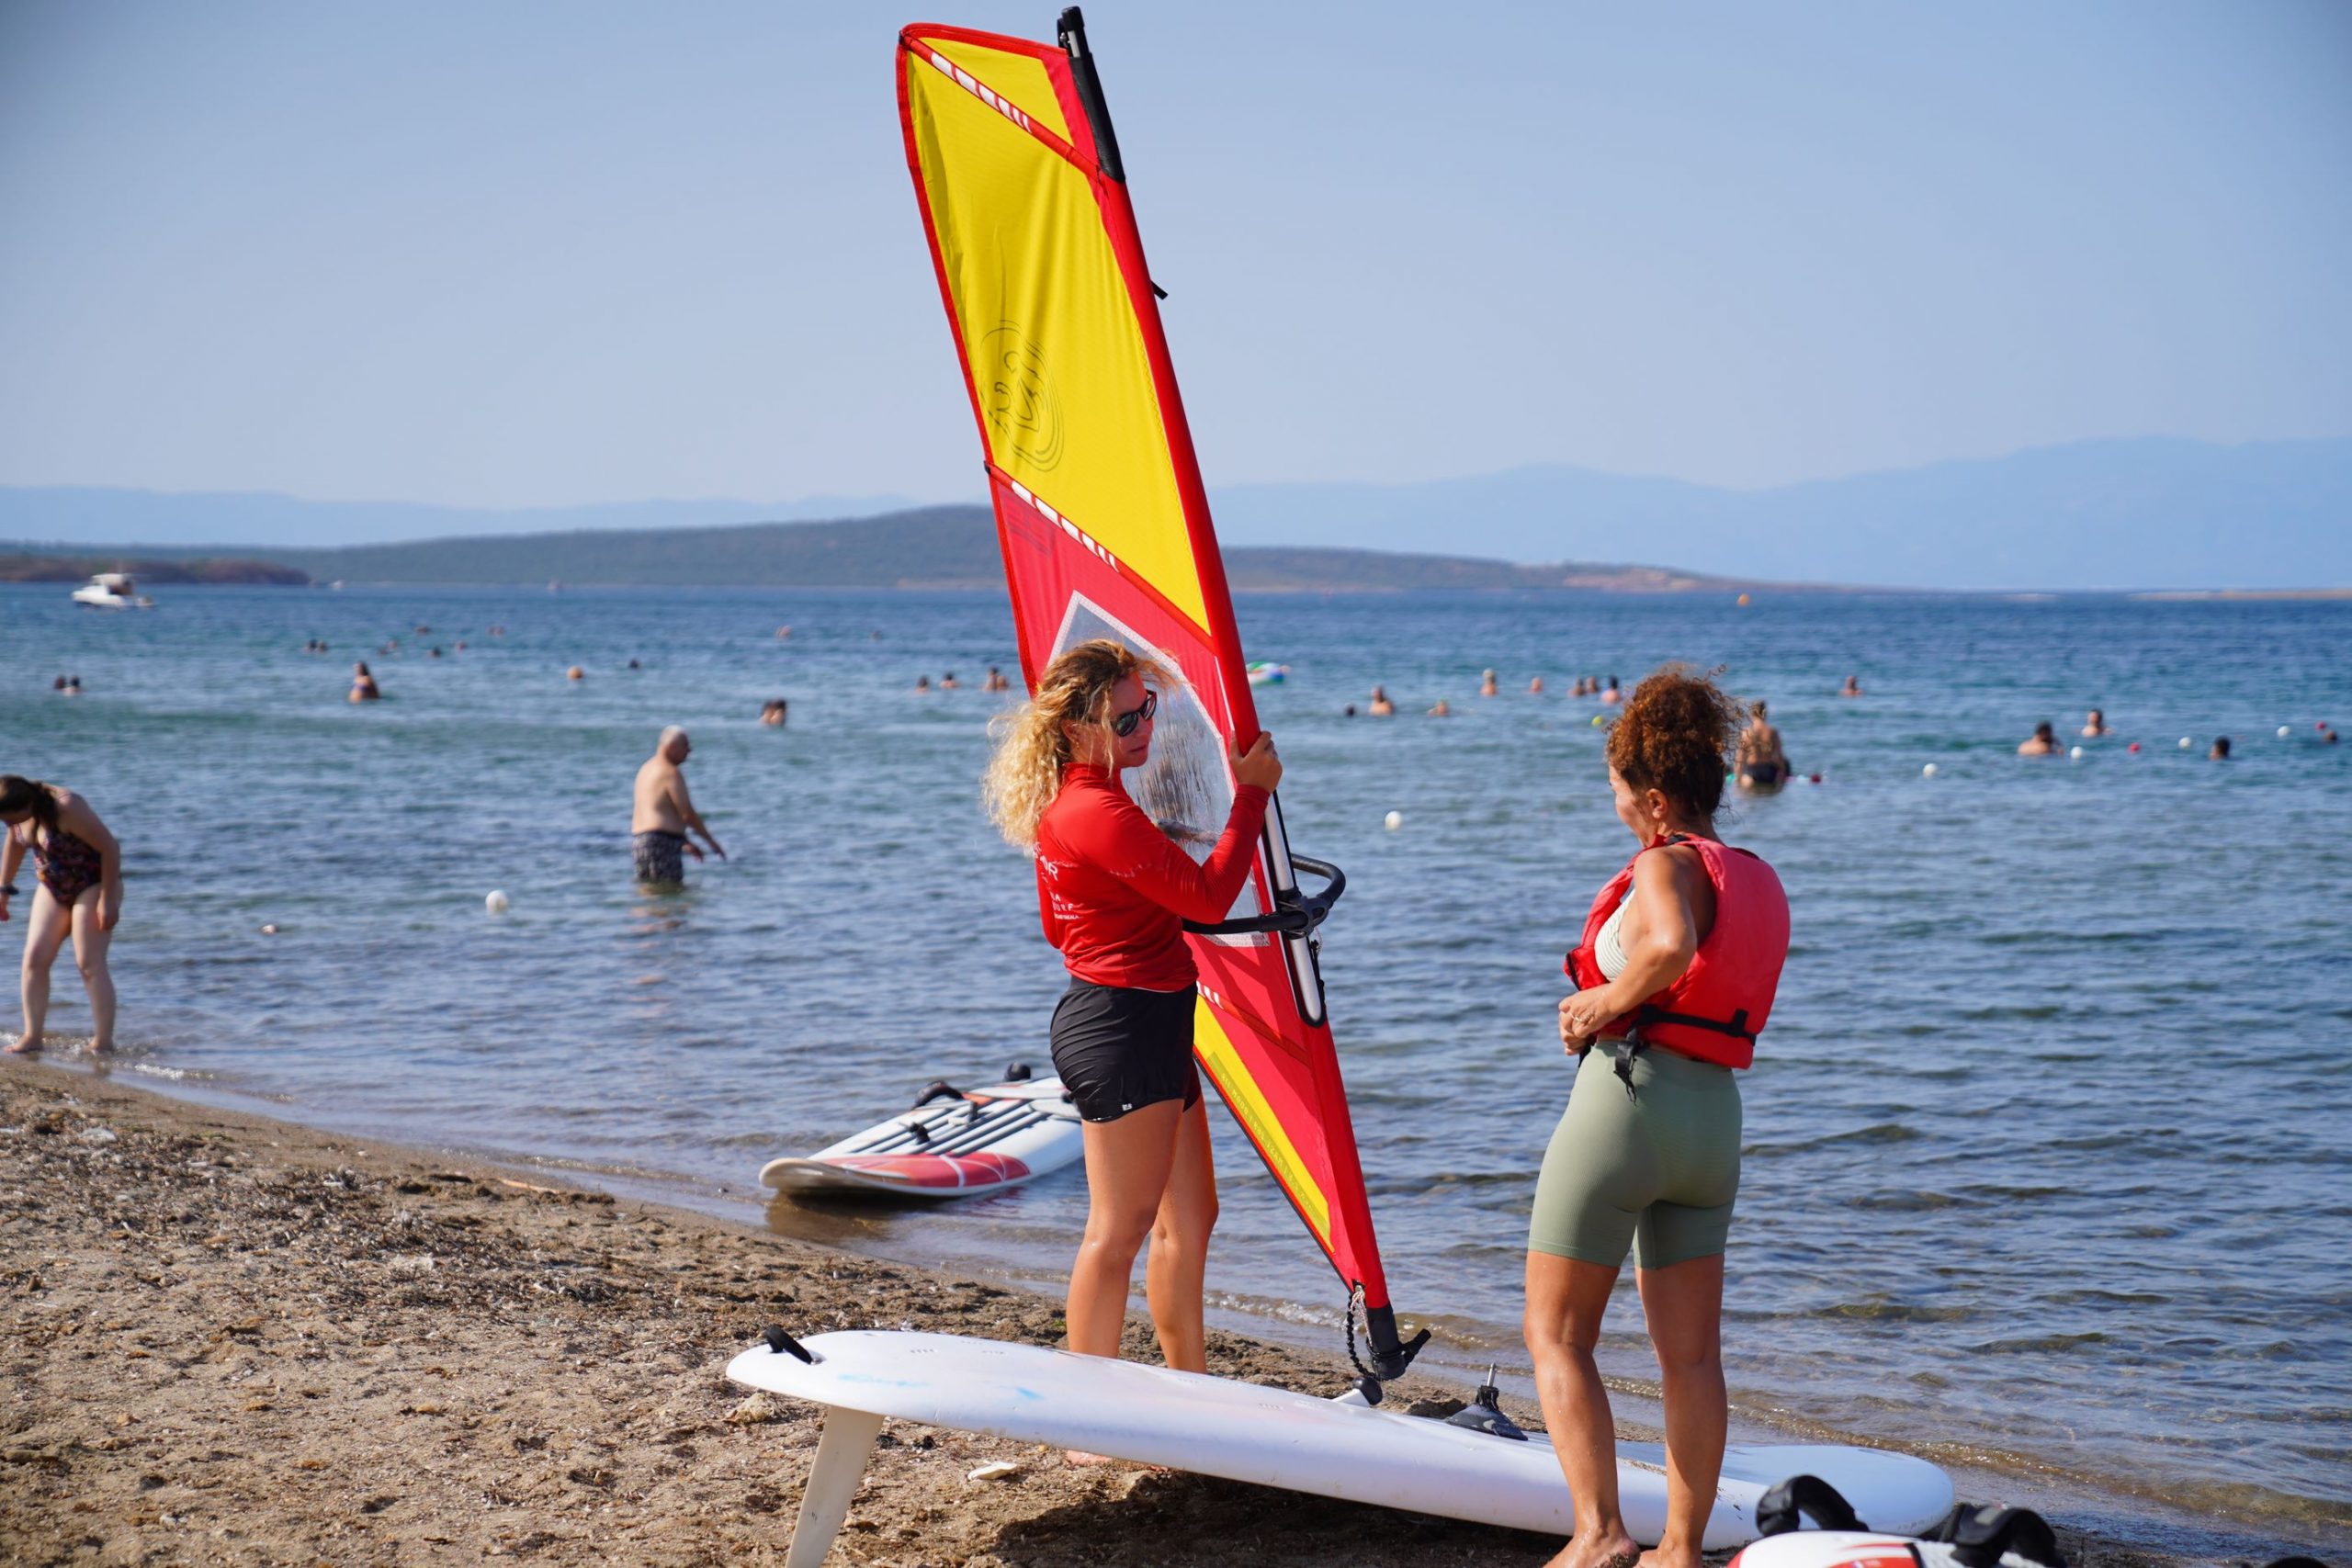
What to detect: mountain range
<box><xmin>4</xmin><ymin>436</ymin><xmax>2346</xmax><ymax>591</ymax></box>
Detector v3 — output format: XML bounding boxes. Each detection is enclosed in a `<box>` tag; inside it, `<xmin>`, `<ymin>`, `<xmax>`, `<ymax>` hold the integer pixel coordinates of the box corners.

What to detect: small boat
<box><xmin>71</xmin><ymin>572</ymin><xmax>153</xmax><ymax>610</ymax></box>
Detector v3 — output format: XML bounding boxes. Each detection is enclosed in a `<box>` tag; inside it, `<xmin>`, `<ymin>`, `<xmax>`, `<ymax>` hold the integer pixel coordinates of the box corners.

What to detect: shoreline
<box><xmin>1</xmin><ymin>1061</ymin><xmax>2256</xmax><ymax>1567</ymax></box>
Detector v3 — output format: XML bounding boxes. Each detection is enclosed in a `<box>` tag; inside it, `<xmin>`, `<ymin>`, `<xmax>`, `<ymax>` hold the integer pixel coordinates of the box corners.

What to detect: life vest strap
<box><xmin>1633</xmin><ymin>1003</ymin><xmax>1756</xmax><ymax>1042</ymax></box>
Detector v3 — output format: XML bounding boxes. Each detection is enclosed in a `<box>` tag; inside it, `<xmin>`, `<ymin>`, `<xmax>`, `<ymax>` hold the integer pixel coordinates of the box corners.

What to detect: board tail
<box><xmin>898</xmin><ymin>8</ymin><xmax>1422</xmax><ymax>1377</ymax></box>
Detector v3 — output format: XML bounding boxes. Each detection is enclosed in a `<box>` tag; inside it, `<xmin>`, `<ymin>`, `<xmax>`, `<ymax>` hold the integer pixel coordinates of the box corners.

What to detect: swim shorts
<box><xmin>1048</xmin><ymin>980</ymin><xmax>1202</xmax><ymax>1123</ymax></box>
<box><xmin>632</xmin><ymin>829</ymin><xmax>686</xmax><ymax>886</ymax></box>
<box><xmin>1743</xmin><ymin>761</ymin><xmax>1785</xmax><ymax>787</ymax></box>
<box><xmin>1529</xmin><ymin>1038</ymin><xmax>1742</xmax><ymax>1269</ymax></box>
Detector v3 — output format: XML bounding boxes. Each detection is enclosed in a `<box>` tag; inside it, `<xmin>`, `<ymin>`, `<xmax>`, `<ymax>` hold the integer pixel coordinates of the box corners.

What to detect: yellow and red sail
<box><xmin>899</xmin><ymin>13</ymin><xmax>1416</xmax><ymax>1369</ymax></box>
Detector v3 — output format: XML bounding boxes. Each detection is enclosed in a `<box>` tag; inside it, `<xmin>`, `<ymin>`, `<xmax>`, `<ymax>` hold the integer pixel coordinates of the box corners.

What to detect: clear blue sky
<box><xmin>2</xmin><ymin>1</ymin><xmax>2346</xmax><ymax>509</ymax></box>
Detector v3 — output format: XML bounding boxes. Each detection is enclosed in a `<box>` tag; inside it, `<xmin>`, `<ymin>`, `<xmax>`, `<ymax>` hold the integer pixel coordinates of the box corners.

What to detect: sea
<box><xmin>6</xmin><ymin>581</ymin><xmax>2347</xmax><ymax>1557</ymax></box>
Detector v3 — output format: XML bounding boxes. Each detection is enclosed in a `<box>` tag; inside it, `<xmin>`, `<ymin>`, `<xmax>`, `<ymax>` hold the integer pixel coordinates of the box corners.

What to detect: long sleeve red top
<box><xmin>1034</xmin><ymin>763</ymin><xmax>1271</xmax><ymax>991</ymax></box>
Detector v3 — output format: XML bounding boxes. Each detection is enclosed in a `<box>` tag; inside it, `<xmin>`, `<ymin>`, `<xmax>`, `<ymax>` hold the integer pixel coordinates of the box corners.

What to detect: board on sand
<box><xmin>758</xmin><ymin>1073</ymin><xmax>1082</xmax><ymax>1199</ymax></box>
<box><xmin>728</xmin><ymin>1331</ymin><xmax>1956</xmax><ymax>1567</ymax></box>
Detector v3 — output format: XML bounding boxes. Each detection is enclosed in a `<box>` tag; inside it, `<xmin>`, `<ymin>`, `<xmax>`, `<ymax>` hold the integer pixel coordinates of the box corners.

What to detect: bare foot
<box><xmin>4</xmin><ymin>1033</ymin><xmax>39</xmax><ymax>1055</ymax></box>
<box><xmin>1543</xmin><ymin>1535</ymin><xmax>1639</xmax><ymax>1568</ymax></box>
<box><xmin>1637</xmin><ymin>1551</ymin><xmax>1702</xmax><ymax>1568</ymax></box>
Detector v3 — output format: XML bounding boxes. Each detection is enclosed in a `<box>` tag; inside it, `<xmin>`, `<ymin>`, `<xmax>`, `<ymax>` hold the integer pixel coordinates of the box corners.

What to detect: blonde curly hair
<box><xmin>984</xmin><ymin>639</ymin><xmax>1174</xmax><ymax>851</ymax></box>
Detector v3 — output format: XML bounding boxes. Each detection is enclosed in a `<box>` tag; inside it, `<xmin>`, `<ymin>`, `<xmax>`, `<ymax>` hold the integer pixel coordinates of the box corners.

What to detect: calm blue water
<box><xmin>6</xmin><ymin>582</ymin><xmax>2348</xmax><ymax>1552</ymax></box>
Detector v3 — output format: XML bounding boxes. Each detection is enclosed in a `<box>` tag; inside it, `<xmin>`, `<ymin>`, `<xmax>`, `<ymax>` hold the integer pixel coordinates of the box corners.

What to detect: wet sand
<box><xmin>0</xmin><ymin>1063</ymin><xmax>2182</xmax><ymax>1568</ymax></box>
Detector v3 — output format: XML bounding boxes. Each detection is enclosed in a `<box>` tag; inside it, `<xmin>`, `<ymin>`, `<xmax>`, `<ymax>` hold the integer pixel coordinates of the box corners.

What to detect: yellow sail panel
<box><xmin>916</xmin><ymin>37</ymin><xmax>1074</xmax><ymax>145</ymax></box>
<box><xmin>1193</xmin><ymin>999</ymin><xmax>1333</xmax><ymax>1247</ymax></box>
<box><xmin>901</xmin><ymin>51</ymin><xmax>1208</xmax><ymax>632</ymax></box>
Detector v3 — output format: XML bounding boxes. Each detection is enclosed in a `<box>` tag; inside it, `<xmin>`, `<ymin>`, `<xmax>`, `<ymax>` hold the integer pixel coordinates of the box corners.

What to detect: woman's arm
<box><xmin>1057</xmin><ymin>786</ymin><xmax>1270</xmax><ymax>925</ymax></box>
<box><xmin>0</xmin><ymin>829</ymin><xmax>22</xmax><ymax>921</ymax></box>
<box><xmin>1557</xmin><ymin>848</ymin><xmax>1712</xmax><ymax>1043</ymax></box>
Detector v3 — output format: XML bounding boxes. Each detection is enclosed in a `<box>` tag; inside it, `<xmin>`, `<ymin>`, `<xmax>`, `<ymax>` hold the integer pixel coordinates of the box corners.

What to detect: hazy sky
<box><xmin>3</xmin><ymin>1</ymin><xmax>2346</xmax><ymax>509</ymax></box>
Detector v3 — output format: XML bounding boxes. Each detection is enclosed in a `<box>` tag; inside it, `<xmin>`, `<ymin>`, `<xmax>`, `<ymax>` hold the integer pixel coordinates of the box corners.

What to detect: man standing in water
<box><xmin>632</xmin><ymin>727</ymin><xmax>725</xmax><ymax>887</ymax></box>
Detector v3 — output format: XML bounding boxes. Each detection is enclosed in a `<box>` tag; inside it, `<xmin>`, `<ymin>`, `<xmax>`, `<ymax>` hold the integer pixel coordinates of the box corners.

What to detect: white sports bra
<box><xmin>1594</xmin><ymin>892</ymin><xmax>1634</xmax><ymax>981</ymax></box>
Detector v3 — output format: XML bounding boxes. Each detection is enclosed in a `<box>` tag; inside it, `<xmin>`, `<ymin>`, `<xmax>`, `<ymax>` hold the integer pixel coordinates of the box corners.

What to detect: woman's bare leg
<box><xmin>1144</xmin><ymin>1096</ymin><xmax>1217</xmax><ymax>1371</ymax></box>
<box><xmin>1065</xmin><ymin>1099</ymin><xmax>1182</xmax><ymax>1359</ymax></box>
<box><xmin>1525</xmin><ymin>1251</ymin><xmax>1640</xmax><ymax>1568</ymax></box>
<box><xmin>1634</xmin><ymin>1254</ymin><xmax>1726</xmax><ymax>1568</ymax></box>
<box><xmin>10</xmin><ymin>887</ymin><xmax>71</xmax><ymax>1054</ymax></box>
<box><xmin>69</xmin><ymin>890</ymin><xmax>115</xmax><ymax>1053</ymax></box>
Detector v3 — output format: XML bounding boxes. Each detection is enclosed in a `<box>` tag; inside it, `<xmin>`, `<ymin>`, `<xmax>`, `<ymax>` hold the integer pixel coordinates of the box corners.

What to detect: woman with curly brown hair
<box><xmin>1523</xmin><ymin>667</ymin><xmax>1791</xmax><ymax>1568</ymax></box>
<box><xmin>984</xmin><ymin>639</ymin><xmax>1282</xmax><ymax>1408</ymax></box>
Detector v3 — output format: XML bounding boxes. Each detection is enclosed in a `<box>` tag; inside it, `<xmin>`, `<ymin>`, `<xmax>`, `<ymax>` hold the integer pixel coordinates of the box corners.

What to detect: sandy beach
<box><xmin>0</xmin><ymin>1062</ymin><xmax>2197</xmax><ymax>1568</ymax></box>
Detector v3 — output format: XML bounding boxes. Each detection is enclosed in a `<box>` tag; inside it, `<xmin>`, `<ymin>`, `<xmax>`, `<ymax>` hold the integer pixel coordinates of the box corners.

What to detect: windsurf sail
<box><xmin>898</xmin><ymin>8</ymin><xmax>1425</xmax><ymax>1379</ymax></box>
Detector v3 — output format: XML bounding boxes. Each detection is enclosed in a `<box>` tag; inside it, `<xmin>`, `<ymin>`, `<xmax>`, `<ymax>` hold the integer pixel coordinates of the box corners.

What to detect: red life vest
<box><xmin>1565</xmin><ymin>834</ymin><xmax>1790</xmax><ymax>1069</ymax></box>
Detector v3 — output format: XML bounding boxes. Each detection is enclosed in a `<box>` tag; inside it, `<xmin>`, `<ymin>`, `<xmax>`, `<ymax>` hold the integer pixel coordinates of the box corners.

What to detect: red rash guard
<box><xmin>1034</xmin><ymin>763</ymin><xmax>1271</xmax><ymax>991</ymax></box>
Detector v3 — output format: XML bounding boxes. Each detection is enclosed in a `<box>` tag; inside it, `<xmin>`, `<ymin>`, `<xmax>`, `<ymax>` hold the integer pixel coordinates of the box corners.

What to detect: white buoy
<box><xmin>2070</xmin><ymin>746</ymin><xmax>2085</xmax><ymax>760</ymax></box>
<box><xmin>259</xmin><ymin>923</ymin><xmax>279</xmax><ymax>935</ymax></box>
<box><xmin>2179</xmin><ymin>737</ymin><xmax>2193</xmax><ymax>750</ymax></box>
<box><xmin>2278</xmin><ymin>726</ymin><xmax>2292</xmax><ymax>739</ymax></box>
<box><xmin>485</xmin><ymin>890</ymin><xmax>511</xmax><ymax>915</ymax></box>
<box><xmin>1922</xmin><ymin>763</ymin><xmax>1938</xmax><ymax>778</ymax></box>
<box><xmin>1384</xmin><ymin>810</ymin><xmax>1404</xmax><ymax>831</ymax></box>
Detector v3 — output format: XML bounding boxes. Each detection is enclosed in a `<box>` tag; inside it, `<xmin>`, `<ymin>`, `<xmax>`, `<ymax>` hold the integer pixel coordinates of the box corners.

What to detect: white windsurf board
<box><xmin>727</xmin><ymin>1331</ymin><xmax>1953</xmax><ymax>1564</ymax></box>
<box><xmin>759</xmin><ymin>1075</ymin><xmax>1082</xmax><ymax>1199</ymax></box>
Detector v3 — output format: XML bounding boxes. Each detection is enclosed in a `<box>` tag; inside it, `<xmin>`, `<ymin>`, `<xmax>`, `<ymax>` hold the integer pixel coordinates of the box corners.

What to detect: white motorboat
<box><xmin>71</xmin><ymin>572</ymin><xmax>154</xmax><ymax>610</ymax></box>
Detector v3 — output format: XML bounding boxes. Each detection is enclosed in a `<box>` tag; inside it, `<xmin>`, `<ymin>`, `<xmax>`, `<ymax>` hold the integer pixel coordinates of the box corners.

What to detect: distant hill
<box><xmin>5</xmin><ymin>435</ymin><xmax>2346</xmax><ymax>589</ymax></box>
<box><xmin>0</xmin><ymin>511</ymin><xmax>1793</xmax><ymax>593</ymax></box>
<box><xmin>0</xmin><ymin>553</ymin><xmax>304</xmax><ymax>586</ymax></box>
<box><xmin>1210</xmin><ymin>437</ymin><xmax>2352</xmax><ymax>591</ymax></box>
<box><xmin>0</xmin><ymin>488</ymin><xmax>914</xmax><ymax>550</ymax></box>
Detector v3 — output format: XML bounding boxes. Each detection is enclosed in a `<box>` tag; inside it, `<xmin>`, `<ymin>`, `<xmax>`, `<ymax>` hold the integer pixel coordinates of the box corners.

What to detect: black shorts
<box><xmin>1049</xmin><ymin>980</ymin><xmax>1202</xmax><ymax>1123</ymax></box>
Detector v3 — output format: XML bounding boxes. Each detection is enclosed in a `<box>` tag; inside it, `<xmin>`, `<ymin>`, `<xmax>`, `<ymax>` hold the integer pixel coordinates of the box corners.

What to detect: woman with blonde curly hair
<box><xmin>1525</xmin><ymin>666</ymin><xmax>1791</xmax><ymax>1568</ymax></box>
<box><xmin>985</xmin><ymin>639</ymin><xmax>1282</xmax><ymax>1402</ymax></box>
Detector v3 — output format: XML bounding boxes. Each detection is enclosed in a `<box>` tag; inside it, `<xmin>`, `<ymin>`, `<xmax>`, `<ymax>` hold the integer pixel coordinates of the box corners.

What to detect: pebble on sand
<box><xmin>725</xmin><ymin>1393</ymin><xmax>779</xmax><ymax>1427</ymax></box>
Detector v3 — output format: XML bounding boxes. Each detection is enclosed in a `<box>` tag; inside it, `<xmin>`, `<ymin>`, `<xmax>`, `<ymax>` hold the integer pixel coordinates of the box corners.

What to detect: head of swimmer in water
<box><xmin>982</xmin><ymin>638</ymin><xmax>1175</xmax><ymax>850</ymax></box>
<box><xmin>1602</xmin><ymin>665</ymin><xmax>1744</xmax><ymax>843</ymax></box>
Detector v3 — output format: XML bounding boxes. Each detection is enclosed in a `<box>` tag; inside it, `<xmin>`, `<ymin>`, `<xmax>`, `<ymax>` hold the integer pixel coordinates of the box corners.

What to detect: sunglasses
<box><xmin>1110</xmin><ymin>690</ymin><xmax>1159</xmax><ymax>737</ymax></box>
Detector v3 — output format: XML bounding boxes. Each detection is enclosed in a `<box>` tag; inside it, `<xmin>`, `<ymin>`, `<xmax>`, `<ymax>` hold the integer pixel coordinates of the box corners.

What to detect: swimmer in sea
<box><xmin>2</xmin><ymin>775</ymin><xmax>122</xmax><ymax>1055</ymax></box>
<box><xmin>1368</xmin><ymin>685</ymin><xmax>1396</xmax><ymax>717</ymax></box>
<box><xmin>1428</xmin><ymin>699</ymin><xmax>1453</xmax><ymax>717</ymax></box>
<box><xmin>942</xmin><ymin>671</ymin><xmax>961</xmax><ymax>690</ymax></box>
<box><xmin>2209</xmin><ymin>737</ymin><xmax>2232</xmax><ymax>761</ymax></box>
<box><xmin>1480</xmin><ymin>670</ymin><xmax>1500</xmax><ymax>698</ymax></box>
<box><xmin>632</xmin><ymin>726</ymin><xmax>725</xmax><ymax>887</ymax></box>
<box><xmin>985</xmin><ymin>667</ymin><xmax>1011</xmax><ymax>692</ymax></box>
<box><xmin>348</xmin><ymin>661</ymin><xmax>380</xmax><ymax>702</ymax></box>
<box><xmin>1735</xmin><ymin>700</ymin><xmax>1790</xmax><ymax>791</ymax></box>
<box><xmin>2082</xmin><ymin>709</ymin><xmax>2111</xmax><ymax>738</ymax></box>
<box><xmin>914</xmin><ymin>674</ymin><xmax>932</xmax><ymax>693</ymax></box>
<box><xmin>1529</xmin><ymin>676</ymin><xmax>1546</xmax><ymax>695</ymax></box>
<box><xmin>1600</xmin><ymin>676</ymin><xmax>1623</xmax><ymax>705</ymax></box>
<box><xmin>2018</xmin><ymin>722</ymin><xmax>2062</xmax><ymax>757</ymax></box>
<box><xmin>760</xmin><ymin>699</ymin><xmax>787</xmax><ymax>728</ymax></box>
<box><xmin>1839</xmin><ymin>674</ymin><xmax>1863</xmax><ymax>698</ymax></box>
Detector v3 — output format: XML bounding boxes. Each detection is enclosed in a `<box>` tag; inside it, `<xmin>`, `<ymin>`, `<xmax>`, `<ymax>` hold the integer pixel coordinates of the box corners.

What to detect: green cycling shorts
<box><xmin>1528</xmin><ymin>1038</ymin><xmax>1743</xmax><ymax>1270</ymax></box>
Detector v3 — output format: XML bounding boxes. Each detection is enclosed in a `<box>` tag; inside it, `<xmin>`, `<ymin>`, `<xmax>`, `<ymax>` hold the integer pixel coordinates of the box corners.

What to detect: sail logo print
<box><xmin>981</xmin><ymin>324</ymin><xmax>1065</xmax><ymax>471</ymax></box>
